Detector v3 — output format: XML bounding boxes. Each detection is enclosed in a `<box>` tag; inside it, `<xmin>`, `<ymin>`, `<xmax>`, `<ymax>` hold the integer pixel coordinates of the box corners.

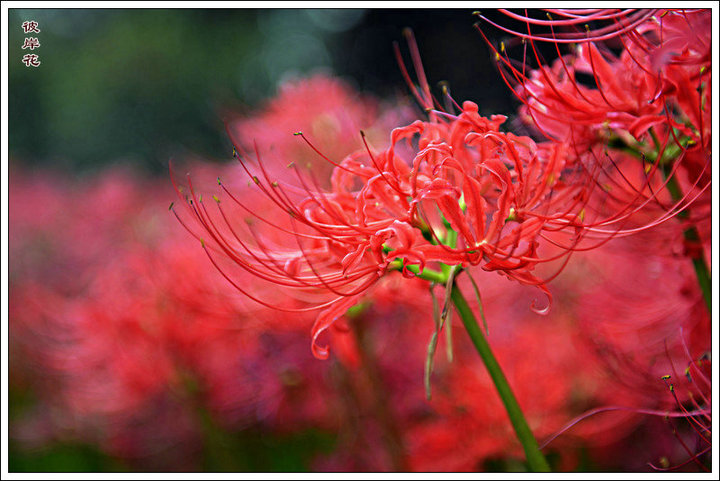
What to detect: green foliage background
<box><xmin>8</xmin><ymin>9</ymin><xmax>370</xmax><ymax>175</ymax></box>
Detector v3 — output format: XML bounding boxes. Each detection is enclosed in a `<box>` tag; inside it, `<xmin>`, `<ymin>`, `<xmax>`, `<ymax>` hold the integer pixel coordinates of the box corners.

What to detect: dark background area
<box><xmin>9</xmin><ymin>8</ymin><xmax>525</xmax><ymax>177</ymax></box>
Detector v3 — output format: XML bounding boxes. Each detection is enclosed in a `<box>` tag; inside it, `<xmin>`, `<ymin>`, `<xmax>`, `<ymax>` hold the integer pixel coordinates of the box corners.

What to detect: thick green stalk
<box><xmin>645</xmin><ymin>129</ymin><xmax>712</xmax><ymax>313</ymax></box>
<box><xmin>689</xmin><ymin>244</ymin><xmax>712</xmax><ymax>314</ymax></box>
<box><xmin>450</xmin><ymin>283</ymin><xmax>551</xmax><ymax>472</ymax></box>
<box><xmin>663</xmin><ymin>166</ymin><xmax>712</xmax><ymax>313</ymax></box>
<box><xmin>607</xmin><ymin>133</ymin><xmax>711</xmax><ymax>313</ymax></box>
<box><xmin>398</xmin><ymin>264</ymin><xmax>549</xmax><ymax>469</ymax></box>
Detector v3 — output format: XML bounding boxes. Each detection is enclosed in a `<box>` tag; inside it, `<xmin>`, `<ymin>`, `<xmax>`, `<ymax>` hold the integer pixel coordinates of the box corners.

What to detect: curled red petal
<box><xmin>310</xmin><ymin>295</ymin><xmax>362</xmax><ymax>360</ymax></box>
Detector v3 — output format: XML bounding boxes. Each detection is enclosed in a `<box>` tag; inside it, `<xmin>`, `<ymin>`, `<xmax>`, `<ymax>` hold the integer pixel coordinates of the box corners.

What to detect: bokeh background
<box><xmin>9</xmin><ymin>8</ymin><xmax>514</xmax><ymax>176</ymax></box>
<box><xmin>7</xmin><ymin>8</ymin><xmax>712</xmax><ymax>473</ymax></box>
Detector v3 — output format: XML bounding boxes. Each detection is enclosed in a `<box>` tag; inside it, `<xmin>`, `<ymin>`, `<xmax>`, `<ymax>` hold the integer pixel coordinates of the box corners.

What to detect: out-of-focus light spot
<box><xmin>261</xmin><ymin>33</ymin><xmax>331</xmax><ymax>84</ymax></box>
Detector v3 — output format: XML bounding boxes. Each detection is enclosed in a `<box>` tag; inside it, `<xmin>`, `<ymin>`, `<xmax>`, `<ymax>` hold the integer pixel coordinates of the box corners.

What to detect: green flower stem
<box><xmin>607</xmin><ymin>133</ymin><xmax>711</xmax><ymax>314</ymax></box>
<box><xmin>392</xmin><ymin>264</ymin><xmax>549</xmax><ymax>470</ymax></box>
<box><xmin>401</xmin><ymin>263</ymin><xmax>447</xmax><ymax>284</ymax></box>
<box><xmin>648</xmin><ymin>129</ymin><xmax>711</xmax><ymax>313</ymax></box>
<box><xmin>450</xmin><ymin>283</ymin><xmax>551</xmax><ymax>472</ymax></box>
<box><xmin>662</xmin><ymin>166</ymin><xmax>712</xmax><ymax>313</ymax></box>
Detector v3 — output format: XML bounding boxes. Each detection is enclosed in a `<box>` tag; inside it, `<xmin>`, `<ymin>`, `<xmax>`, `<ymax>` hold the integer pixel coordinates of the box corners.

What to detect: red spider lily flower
<box><xmin>174</xmin><ymin>95</ymin><xmax>603</xmax><ymax>360</ymax></box>
<box><xmin>516</xmin><ymin>10</ymin><xmax>708</xmax><ymax>145</ymax></box>
<box><xmin>477</xmin><ymin>9</ymin><xmax>710</xmax><ymax>151</ymax></box>
<box><xmin>476</xmin><ymin>9</ymin><xmax>711</xmax><ymax>255</ymax></box>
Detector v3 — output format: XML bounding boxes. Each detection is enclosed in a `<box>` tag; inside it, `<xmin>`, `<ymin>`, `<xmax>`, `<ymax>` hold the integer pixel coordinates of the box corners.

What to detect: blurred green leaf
<box><xmin>9</xmin><ymin>442</ymin><xmax>129</xmax><ymax>473</ymax></box>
